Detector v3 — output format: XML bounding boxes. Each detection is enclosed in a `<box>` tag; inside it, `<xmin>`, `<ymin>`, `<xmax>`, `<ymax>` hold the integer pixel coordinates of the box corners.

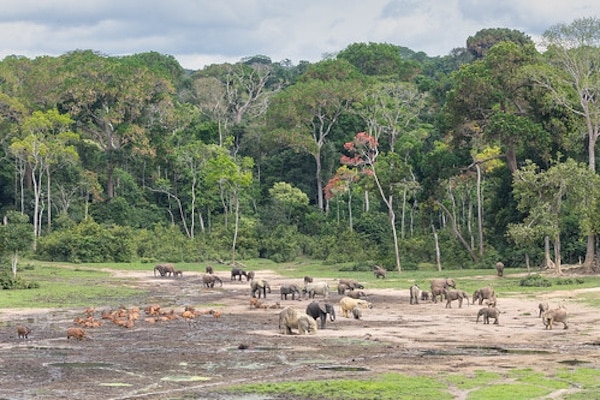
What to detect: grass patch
<box><xmin>0</xmin><ymin>262</ymin><xmax>144</xmax><ymax>308</ymax></box>
<box><xmin>444</xmin><ymin>370</ymin><xmax>500</xmax><ymax>390</ymax></box>
<box><xmin>226</xmin><ymin>373</ymin><xmax>451</xmax><ymax>400</ymax></box>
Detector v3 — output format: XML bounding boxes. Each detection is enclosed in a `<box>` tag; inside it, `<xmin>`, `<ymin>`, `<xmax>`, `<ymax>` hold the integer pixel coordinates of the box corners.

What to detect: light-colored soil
<box><xmin>1</xmin><ymin>267</ymin><xmax>599</xmax><ymax>399</ymax></box>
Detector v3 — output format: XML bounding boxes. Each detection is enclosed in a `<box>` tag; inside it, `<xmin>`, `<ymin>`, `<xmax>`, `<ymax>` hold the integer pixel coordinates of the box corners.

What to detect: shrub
<box><xmin>519</xmin><ymin>274</ymin><xmax>552</xmax><ymax>287</ymax></box>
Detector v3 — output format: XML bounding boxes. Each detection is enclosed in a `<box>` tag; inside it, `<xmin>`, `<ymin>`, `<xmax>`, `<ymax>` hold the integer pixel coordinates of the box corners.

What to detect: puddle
<box><xmin>161</xmin><ymin>375</ymin><xmax>212</xmax><ymax>382</ymax></box>
<box><xmin>422</xmin><ymin>346</ymin><xmax>551</xmax><ymax>357</ymax></box>
<box><xmin>558</xmin><ymin>359</ymin><xmax>590</xmax><ymax>365</ymax></box>
<box><xmin>49</xmin><ymin>362</ymin><xmax>113</xmax><ymax>368</ymax></box>
<box><xmin>318</xmin><ymin>365</ymin><xmax>370</xmax><ymax>372</ymax></box>
<box><xmin>98</xmin><ymin>383</ymin><xmax>133</xmax><ymax>387</ymax></box>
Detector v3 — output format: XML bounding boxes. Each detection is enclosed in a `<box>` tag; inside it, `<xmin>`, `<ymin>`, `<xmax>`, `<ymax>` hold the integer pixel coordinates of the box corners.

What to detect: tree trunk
<box><xmin>315</xmin><ymin>152</ymin><xmax>324</xmax><ymax>210</ymax></box>
<box><xmin>11</xmin><ymin>250</ymin><xmax>18</xmax><ymax>279</ymax></box>
<box><xmin>231</xmin><ymin>193</ymin><xmax>240</xmax><ymax>263</ymax></box>
<box><xmin>432</xmin><ymin>225</ymin><xmax>442</xmax><ymax>272</ymax></box>
<box><xmin>544</xmin><ymin>236</ymin><xmax>555</xmax><ymax>269</ymax></box>
<box><xmin>476</xmin><ymin>164</ymin><xmax>484</xmax><ymax>257</ymax></box>
<box><xmin>554</xmin><ymin>235</ymin><xmax>562</xmax><ymax>274</ymax></box>
<box><xmin>436</xmin><ymin>201</ymin><xmax>479</xmax><ymax>263</ymax></box>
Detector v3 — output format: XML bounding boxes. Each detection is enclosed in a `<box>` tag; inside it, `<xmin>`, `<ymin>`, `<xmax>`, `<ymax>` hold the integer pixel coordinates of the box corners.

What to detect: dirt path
<box><xmin>1</xmin><ymin>268</ymin><xmax>599</xmax><ymax>399</ymax></box>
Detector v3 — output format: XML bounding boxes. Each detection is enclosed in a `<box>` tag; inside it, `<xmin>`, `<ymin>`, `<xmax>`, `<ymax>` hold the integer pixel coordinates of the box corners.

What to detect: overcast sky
<box><xmin>1</xmin><ymin>0</ymin><xmax>599</xmax><ymax>70</ymax></box>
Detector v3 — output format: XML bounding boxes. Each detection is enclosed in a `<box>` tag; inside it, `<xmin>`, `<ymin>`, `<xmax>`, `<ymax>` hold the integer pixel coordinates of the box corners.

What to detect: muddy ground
<box><xmin>1</xmin><ymin>267</ymin><xmax>600</xmax><ymax>400</ymax></box>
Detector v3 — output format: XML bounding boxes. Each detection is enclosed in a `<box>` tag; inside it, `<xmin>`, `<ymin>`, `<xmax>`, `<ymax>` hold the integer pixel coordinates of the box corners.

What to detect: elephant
<box><xmin>409</xmin><ymin>284</ymin><xmax>420</xmax><ymax>305</ymax></box>
<box><xmin>231</xmin><ymin>268</ymin><xmax>248</xmax><ymax>281</ymax></box>
<box><xmin>476</xmin><ymin>307</ymin><xmax>500</xmax><ymax>324</ymax></box>
<box><xmin>472</xmin><ymin>286</ymin><xmax>495</xmax><ymax>305</ymax></box>
<box><xmin>303</xmin><ymin>276</ymin><xmax>313</xmax><ymax>284</ymax></box>
<box><xmin>251</xmin><ymin>279</ymin><xmax>271</xmax><ymax>298</ymax></box>
<box><xmin>338</xmin><ymin>278</ymin><xmax>365</xmax><ymax>290</ymax></box>
<box><xmin>339</xmin><ymin>297</ymin><xmax>372</xmax><ymax>318</ymax></box>
<box><xmin>420</xmin><ymin>290</ymin><xmax>430</xmax><ymax>301</ymax></box>
<box><xmin>444</xmin><ymin>289</ymin><xmax>468</xmax><ymax>308</ymax></box>
<box><xmin>542</xmin><ymin>306</ymin><xmax>568</xmax><ymax>330</ymax></box>
<box><xmin>430</xmin><ymin>278</ymin><xmax>456</xmax><ymax>303</ymax></box>
<box><xmin>303</xmin><ymin>282</ymin><xmax>329</xmax><ymax>299</ymax></box>
<box><xmin>280</xmin><ymin>284</ymin><xmax>301</xmax><ymax>300</ymax></box>
<box><xmin>538</xmin><ymin>302</ymin><xmax>549</xmax><ymax>317</ymax></box>
<box><xmin>306</xmin><ymin>301</ymin><xmax>336</xmax><ymax>329</ymax></box>
<box><xmin>246</xmin><ymin>270</ymin><xmax>256</xmax><ymax>281</ymax></box>
<box><xmin>346</xmin><ymin>290</ymin><xmax>367</xmax><ymax>299</ymax></box>
<box><xmin>154</xmin><ymin>263</ymin><xmax>175</xmax><ymax>277</ymax></box>
<box><xmin>496</xmin><ymin>261</ymin><xmax>505</xmax><ymax>277</ymax></box>
<box><xmin>202</xmin><ymin>274</ymin><xmax>223</xmax><ymax>288</ymax></box>
<box><xmin>205</xmin><ymin>265</ymin><xmax>214</xmax><ymax>274</ymax></box>
<box><xmin>337</xmin><ymin>283</ymin><xmax>349</xmax><ymax>295</ymax></box>
<box><xmin>279</xmin><ymin>307</ymin><xmax>317</xmax><ymax>335</ymax></box>
<box><xmin>373</xmin><ymin>265</ymin><xmax>387</xmax><ymax>279</ymax></box>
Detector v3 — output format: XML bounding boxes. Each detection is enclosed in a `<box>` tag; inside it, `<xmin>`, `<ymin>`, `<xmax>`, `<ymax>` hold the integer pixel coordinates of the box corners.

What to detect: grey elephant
<box><xmin>154</xmin><ymin>263</ymin><xmax>175</xmax><ymax>277</ymax></box>
<box><xmin>443</xmin><ymin>289</ymin><xmax>468</xmax><ymax>308</ymax></box>
<box><xmin>373</xmin><ymin>265</ymin><xmax>387</xmax><ymax>279</ymax></box>
<box><xmin>496</xmin><ymin>261</ymin><xmax>505</xmax><ymax>277</ymax></box>
<box><xmin>251</xmin><ymin>279</ymin><xmax>271</xmax><ymax>298</ymax></box>
<box><xmin>409</xmin><ymin>284</ymin><xmax>420</xmax><ymax>305</ymax></box>
<box><xmin>542</xmin><ymin>306</ymin><xmax>568</xmax><ymax>330</ymax></box>
<box><xmin>538</xmin><ymin>302</ymin><xmax>549</xmax><ymax>317</ymax></box>
<box><xmin>472</xmin><ymin>286</ymin><xmax>495</xmax><ymax>305</ymax></box>
<box><xmin>205</xmin><ymin>265</ymin><xmax>214</xmax><ymax>274</ymax></box>
<box><xmin>420</xmin><ymin>290</ymin><xmax>430</xmax><ymax>301</ymax></box>
<box><xmin>280</xmin><ymin>284</ymin><xmax>301</xmax><ymax>300</ymax></box>
<box><xmin>303</xmin><ymin>282</ymin><xmax>329</xmax><ymax>299</ymax></box>
<box><xmin>430</xmin><ymin>278</ymin><xmax>456</xmax><ymax>303</ymax></box>
<box><xmin>476</xmin><ymin>306</ymin><xmax>500</xmax><ymax>324</ymax></box>
<box><xmin>337</xmin><ymin>283</ymin><xmax>349</xmax><ymax>295</ymax></box>
<box><xmin>306</xmin><ymin>301</ymin><xmax>336</xmax><ymax>329</ymax></box>
<box><xmin>346</xmin><ymin>290</ymin><xmax>367</xmax><ymax>299</ymax></box>
<box><xmin>231</xmin><ymin>268</ymin><xmax>248</xmax><ymax>281</ymax></box>
<box><xmin>279</xmin><ymin>307</ymin><xmax>317</xmax><ymax>335</ymax></box>
<box><xmin>338</xmin><ymin>278</ymin><xmax>365</xmax><ymax>290</ymax></box>
<box><xmin>202</xmin><ymin>274</ymin><xmax>223</xmax><ymax>288</ymax></box>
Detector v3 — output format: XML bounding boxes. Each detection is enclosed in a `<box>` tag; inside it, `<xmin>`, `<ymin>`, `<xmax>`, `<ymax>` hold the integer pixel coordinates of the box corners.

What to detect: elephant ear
<box><xmin>319</xmin><ymin>304</ymin><xmax>328</xmax><ymax>313</ymax></box>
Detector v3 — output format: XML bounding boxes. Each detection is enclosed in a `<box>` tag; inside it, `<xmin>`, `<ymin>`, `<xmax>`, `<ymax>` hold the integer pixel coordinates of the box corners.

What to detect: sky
<box><xmin>1</xmin><ymin>0</ymin><xmax>599</xmax><ymax>70</ymax></box>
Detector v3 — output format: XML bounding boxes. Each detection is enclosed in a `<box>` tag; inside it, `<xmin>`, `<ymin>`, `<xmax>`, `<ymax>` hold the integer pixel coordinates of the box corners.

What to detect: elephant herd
<box><xmin>152</xmin><ymin>262</ymin><xmax>566</xmax><ymax>333</ymax></box>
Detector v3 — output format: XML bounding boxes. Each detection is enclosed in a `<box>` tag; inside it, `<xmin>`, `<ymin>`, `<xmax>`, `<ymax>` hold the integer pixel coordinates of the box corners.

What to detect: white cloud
<box><xmin>0</xmin><ymin>0</ymin><xmax>598</xmax><ymax>70</ymax></box>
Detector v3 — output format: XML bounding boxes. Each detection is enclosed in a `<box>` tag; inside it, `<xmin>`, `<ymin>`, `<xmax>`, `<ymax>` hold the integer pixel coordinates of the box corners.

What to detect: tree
<box><xmin>0</xmin><ymin>211</ymin><xmax>33</xmax><ymax>278</ymax></box>
<box><xmin>466</xmin><ymin>28</ymin><xmax>534</xmax><ymax>59</ymax></box>
<box><xmin>57</xmin><ymin>50</ymin><xmax>175</xmax><ymax>199</ymax></box>
<box><xmin>267</xmin><ymin>59</ymin><xmax>364</xmax><ymax>210</ymax></box>
<box><xmin>537</xmin><ymin>17</ymin><xmax>600</xmax><ymax>267</ymax></box>
<box><xmin>342</xmin><ymin>131</ymin><xmax>410</xmax><ymax>272</ymax></box>
<box><xmin>9</xmin><ymin>109</ymin><xmax>78</xmax><ymax>248</ymax></box>
<box><xmin>269</xmin><ymin>181</ymin><xmax>309</xmax><ymax>224</ymax></box>
<box><xmin>512</xmin><ymin>159</ymin><xmax>599</xmax><ymax>273</ymax></box>
<box><xmin>204</xmin><ymin>147</ymin><xmax>254</xmax><ymax>263</ymax></box>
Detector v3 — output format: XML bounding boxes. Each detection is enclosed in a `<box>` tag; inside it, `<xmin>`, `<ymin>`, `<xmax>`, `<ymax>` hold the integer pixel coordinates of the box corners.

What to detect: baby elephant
<box><xmin>476</xmin><ymin>307</ymin><xmax>500</xmax><ymax>324</ymax></box>
<box><xmin>542</xmin><ymin>306</ymin><xmax>568</xmax><ymax>330</ymax></box>
<box><xmin>444</xmin><ymin>289</ymin><xmax>468</xmax><ymax>308</ymax></box>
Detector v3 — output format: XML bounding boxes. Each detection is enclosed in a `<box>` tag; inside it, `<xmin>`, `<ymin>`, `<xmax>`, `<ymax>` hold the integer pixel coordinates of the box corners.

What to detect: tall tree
<box><xmin>512</xmin><ymin>159</ymin><xmax>599</xmax><ymax>273</ymax></box>
<box><xmin>536</xmin><ymin>17</ymin><xmax>600</xmax><ymax>267</ymax></box>
<box><xmin>267</xmin><ymin>59</ymin><xmax>364</xmax><ymax>210</ymax></box>
<box><xmin>57</xmin><ymin>50</ymin><xmax>175</xmax><ymax>199</ymax></box>
<box><xmin>0</xmin><ymin>210</ymin><xmax>33</xmax><ymax>278</ymax></box>
<box><xmin>9</xmin><ymin>109</ymin><xmax>78</xmax><ymax>247</ymax></box>
<box><xmin>342</xmin><ymin>131</ymin><xmax>415</xmax><ymax>272</ymax></box>
<box><xmin>204</xmin><ymin>147</ymin><xmax>254</xmax><ymax>263</ymax></box>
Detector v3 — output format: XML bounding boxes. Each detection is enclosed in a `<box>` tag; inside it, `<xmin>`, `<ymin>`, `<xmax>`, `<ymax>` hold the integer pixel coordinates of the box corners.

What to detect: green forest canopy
<box><xmin>1</xmin><ymin>21</ymin><xmax>600</xmax><ymax>274</ymax></box>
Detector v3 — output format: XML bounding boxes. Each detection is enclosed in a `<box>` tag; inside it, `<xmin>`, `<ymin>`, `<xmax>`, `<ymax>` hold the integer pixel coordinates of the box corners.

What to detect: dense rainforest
<box><xmin>2</xmin><ymin>19</ymin><xmax>600</xmax><ymax>276</ymax></box>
